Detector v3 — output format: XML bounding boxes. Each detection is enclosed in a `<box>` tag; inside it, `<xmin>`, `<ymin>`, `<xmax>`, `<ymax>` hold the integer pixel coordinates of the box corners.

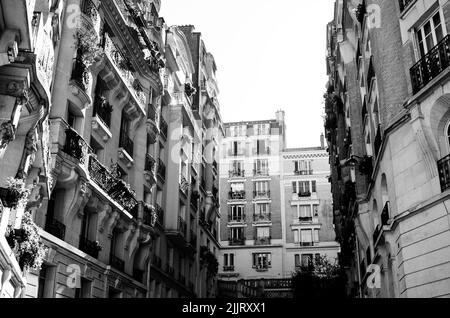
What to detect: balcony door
<box><xmin>416</xmin><ymin>11</ymin><xmax>445</xmax><ymax>57</ymax></box>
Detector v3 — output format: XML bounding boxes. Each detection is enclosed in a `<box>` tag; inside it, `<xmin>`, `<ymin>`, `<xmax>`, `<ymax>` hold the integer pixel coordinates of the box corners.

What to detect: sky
<box><xmin>160</xmin><ymin>0</ymin><xmax>335</xmax><ymax>148</ymax></box>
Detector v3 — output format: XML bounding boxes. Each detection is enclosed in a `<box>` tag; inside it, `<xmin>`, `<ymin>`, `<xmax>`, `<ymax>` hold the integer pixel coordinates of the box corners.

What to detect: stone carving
<box><xmin>0</xmin><ymin>121</ymin><xmax>16</xmax><ymax>149</ymax></box>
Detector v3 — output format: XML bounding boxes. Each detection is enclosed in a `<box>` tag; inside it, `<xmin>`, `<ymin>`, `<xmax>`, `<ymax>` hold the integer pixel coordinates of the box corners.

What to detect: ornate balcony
<box><xmin>253</xmin><ymin>169</ymin><xmax>269</xmax><ymax>177</ymax></box>
<box><xmin>79</xmin><ymin>236</ymin><xmax>101</xmax><ymax>259</ymax></box>
<box><xmin>294</xmin><ymin>170</ymin><xmax>313</xmax><ymax>176</ymax></box>
<box><xmin>229</xmin><ymin>214</ymin><xmax>246</xmax><ymax>223</ymax></box>
<box><xmin>223</xmin><ymin>265</ymin><xmax>235</xmax><ymax>272</ymax></box>
<box><xmin>110</xmin><ymin>255</ymin><xmax>125</xmax><ymax>272</ymax></box>
<box><xmin>144</xmin><ymin>154</ymin><xmax>156</xmax><ymax>186</ymax></box>
<box><xmin>298</xmin><ymin>191</ymin><xmax>311</xmax><ymax>198</ymax></box>
<box><xmin>70</xmin><ymin>56</ymin><xmax>89</xmax><ymax>92</ymax></box>
<box><xmin>63</xmin><ymin>128</ymin><xmax>90</xmax><ymax>165</ymax></box>
<box><xmin>254</xmin><ymin>236</ymin><xmax>271</xmax><ymax>246</ymax></box>
<box><xmin>253</xmin><ymin>190</ymin><xmax>270</xmax><ymax>199</ymax></box>
<box><xmin>254</xmin><ymin>213</ymin><xmax>271</xmax><ymax>222</ymax></box>
<box><xmin>299</xmin><ymin>216</ymin><xmax>313</xmax><ymax>223</ymax></box>
<box><xmin>229</xmin><ymin>170</ymin><xmax>245</xmax><ymax>178</ymax></box>
<box><xmin>410</xmin><ymin>35</ymin><xmax>450</xmax><ymax>94</ymax></box>
<box><xmin>88</xmin><ymin>156</ymin><xmax>138</xmax><ymax>213</ymax></box>
<box><xmin>80</xmin><ymin>0</ymin><xmax>101</xmax><ymax>35</ymax></box>
<box><xmin>228</xmin><ymin>191</ymin><xmax>246</xmax><ymax>200</ymax></box>
<box><xmin>45</xmin><ymin>219</ymin><xmax>66</xmax><ymax>240</ymax></box>
<box><xmin>155</xmin><ymin>204</ymin><xmax>164</xmax><ymax>226</ymax></box>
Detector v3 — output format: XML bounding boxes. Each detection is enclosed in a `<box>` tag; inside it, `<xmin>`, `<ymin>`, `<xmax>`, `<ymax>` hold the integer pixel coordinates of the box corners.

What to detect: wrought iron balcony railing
<box><xmin>410</xmin><ymin>35</ymin><xmax>450</xmax><ymax>94</ymax></box>
<box><xmin>294</xmin><ymin>170</ymin><xmax>313</xmax><ymax>176</ymax></box>
<box><xmin>223</xmin><ymin>265</ymin><xmax>235</xmax><ymax>272</ymax></box>
<box><xmin>79</xmin><ymin>236</ymin><xmax>101</xmax><ymax>259</ymax></box>
<box><xmin>229</xmin><ymin>237</ymin><xmax>246</xmax><ymax>246</ymax></box>
<box><xmin>63</xmin><ymin>128</ymin><xmax>90</xmax><ymax>164</ymax></box>
<box><xmin>70</xmin><ymin>56</ymin><xmax>88</xmax><ymax>91</ymax></box>
<box><xmin>160</xmin><ymin>116</ymin><xmax>168</xmax><ymax>139</ymax></box>
<box><xmin>110</xmin><ymin>255</ymin><xmax>125</xmax><ymax>272</ymax></box>
<box><xmin>145</xmin><ymin>154</ymin><xmax>156</xmax><ymax>173</ymax></box>
<box><xmin>155</xmin><ymin>204</ymin><xmax>164</xmax><ymax>226</ymax></box>
<box><xmin>254</xmin><ymin>236</ymin><xmax>271</xmax><ymax>246</ymax></box>
<box><xmin>297</xmin><ymin>191</ymin><xmax>312</xmax><ymax>198</ymax></box>
<box><xmin>253</xmin><ymin>213</ymin><xmax>271</xmax><ymax>222</ymax></box>
<box><xmin>228</xmin><ymin>191</ymin><xmax>246</xmax><ymax>200</ymax></box>
<box><xmin>45</xmin><ymin>219</ymin><xmax>66</xmax><ymax>240</ymax></box>
<box><xmin>253</xmin><ymin>190</ymin><xmax>270</xmax><ymax>198</ymax></box>
<box><xmin>299</xmin><ymin>216</ymin><xmax>313</xmax><ymax>223</ymax></box>
<box><xmin>88</xmin><ymin>156</ymin><xmax>138</xmax><ymax>212</ymax></box>
<box><xmin>157</xmin><ymin>158</ymin><xmax>166</xmax><ymax>180</ymax></box>
<box><xmin>253</xmin><ymin>169</ymin><xmax>269</xmax><ymax>177</ymax></box>
<box><xmin>229</xmin><ymin>170</ymin><xmax>245</xmax><ymax>178</ymax></box>
<box><xmin>229</xmin><ymin>214</ymin><xmax>246</xmax><ymax>223</ymax></box>
<box><xmin>81</xmin><ymin>0</ymin><xmax>99</xmax><ymax>22</ymax></box>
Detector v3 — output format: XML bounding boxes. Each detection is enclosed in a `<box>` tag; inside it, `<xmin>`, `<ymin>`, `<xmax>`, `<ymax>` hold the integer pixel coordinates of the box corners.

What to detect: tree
<box><xmin>292</xmin><ymin>256</ymin><xmax>347</xmax><ymax>299</ymax></box>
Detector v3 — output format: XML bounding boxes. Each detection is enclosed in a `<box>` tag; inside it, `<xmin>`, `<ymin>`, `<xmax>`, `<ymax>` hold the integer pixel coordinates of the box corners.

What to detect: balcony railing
<box><xmin>228</xmin><ymin>191</ymin><xmax>246</xmax><ymax>200</ymax></box>
<box><xmin>223</xmin><ymin>265</ymin><xmax>235</xmax><ymax>272</ymax></box>
<box><xmin>228</xmin><ymin>214</ymin><xmax>246</xmax><ymax>223</ymax></box>
<box><xmin>229</xmin><ymin>170</ymin><xmax>245</xmax><ymax>178</ymax></box>
<box><xmin>294</xmin><ymin>170</ymin><xmax>313</xmax><ymax>176</ymax></box>
<box><xmin>81</xmin><ymin>0</ymin><xmax>99</xmax><ymax>23</ymax></box>
<box><xmin>398</xmin><ymin>0</ymin><xmax>415</xmax><ymax>13</ymax></box>
<box><xmin>253</xmin><ymin>148</ymin><xmax>270</xmax><ymax>156</ymax></box>
<box><xmin>410</xmin><ymin>35</ymin><xmax>450</xmax><ymax>94</ymax></box>
<box><xmin>160</xmin><ymin>117</ymin><xmax>168</xmax><ymax>139</ymax></box>
<box><xmin>253</xmin><ymin>169</ymin><xmax>269</xmax><ymax>177</ymax></box>
<box><xmin>45</xmin><ymin>219</ymin><xmax>66</xmax><ymax>240</ymax></box>
<box><xmin>300</xmin><ymin>241</ymin><xmax>314</xmax><ymax>247</ymax></box>
<box><xmin>299</xmin><ymin>216</ymin><xmax>313</xmax><ymax>223</ymax></box>
<box><xmin>145</xmin><ymin>154</ymin><xmax>156</xmax><ymax>173</ymax></box>
<box><xmin>88</xmin><ymin>156</ymin><xmax>138</xmax><ymax>212</ymax></box>
<box><xmin>79</xmin><ymin>236</ymin><xmax>101</xmax><ymax>259</ymax></box>
<box><xmin>63</xmin><ymin>128</ymin><xmax>90</xmax><ymax>164</ymax></box>
<box><xmin>143</xmin><ymin>204</ymin><xmax>155</xmax><ymax>227</ymax></box>
<box><xmin>93</xmin><ymin>95</ymin><xmax>112</xmax><ymax>128</ymax></box>
<box><xmin>228</xmin><ymin>149</ymin><xmax>244</xmax><ymax>157</ymax></box>
<box><xmin>297</xmin><ymin>191</ymin><xmax>312</xmax><ymax>198</ymax></box>
<box><xmin>253</xmin><ymin>190</ymin><xmax>270</xmax><ymax>199</ymax></box>
<box><xmin>254</xmin><ymin>236</ymin><xmax>271</xmax><ymax>246</ymax></box>
<box><xmin>178</xmin><ymin>216</ymin><xmax>187</xmax><ymax>237</ymax></box>
<box><xmin>229</xmin><ymin>237</ymin><xmax>246</xmax><ymax>246</ymax></box>
<box><xmin>70</xmin><ymin>56</ymin><xmax>88</xmax><ymax>91</ymax></box>
<box><xmin>110</xmin><ymin>255</ymin><xmax>125</xmax><ymax>272</ymax></box>
<box><xmin>155</xmin><ymin>204</ymin><xmax>164</xmax><ymax>226</ymax></box>
<box><xmin>119</xmin><ymin>131</ymin><xmax>134</xmax><ymax>158</ymax></box>
<box><xmin>157</xmin><ymin>159</ymin><xmax>166</xmax><ymax>180</ymax></box>
<box><xmin>381</xmin><ymin>201</ymin><xmax>390</xmax><ymax>226</ymax></box>
<box><xmin>253</xmin><ymin>213</ymin><xmax>271</xmax><ymax>222</ymax></box>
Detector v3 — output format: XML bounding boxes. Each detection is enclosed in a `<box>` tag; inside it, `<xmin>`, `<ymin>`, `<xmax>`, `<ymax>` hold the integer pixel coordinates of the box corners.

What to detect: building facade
<box><xmin>218</xmin><ymin>112</ymin><xmax>339</xmax><ymax>282</ymax></box>
<box><xmin>326</xmin><ymin>0</ymin><xmax>450</xmax><ymax>298</ymax></box>
<box><xmin>0</xmin><ymin>0</ymin><xmax>223</xmax><ymax>299</ymax></box>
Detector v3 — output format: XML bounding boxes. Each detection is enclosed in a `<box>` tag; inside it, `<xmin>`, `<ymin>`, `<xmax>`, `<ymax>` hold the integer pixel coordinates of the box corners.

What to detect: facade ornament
<box><xmin>0</xmin><ymin>121</ymin><xmax>16</xmax><ymax>149</ymax></box>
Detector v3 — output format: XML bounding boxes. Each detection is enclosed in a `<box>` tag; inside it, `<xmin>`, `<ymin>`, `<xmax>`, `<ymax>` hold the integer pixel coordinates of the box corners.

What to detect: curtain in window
<box><xmin>299</xmin><ymin>205</ymin><xmax>312</xmax><ymax>217</ymax></box>
<box><xmin>301</xmin><ymin>229</ymin><xmax>312</xmax><ymax>243</ymax></box>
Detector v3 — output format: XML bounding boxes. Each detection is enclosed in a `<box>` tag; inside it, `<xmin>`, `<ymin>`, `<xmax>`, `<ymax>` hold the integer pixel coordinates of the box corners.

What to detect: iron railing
<box><xmin>299</xmin><ymin>216</ymin><xmax>313</xmax><ymax>223</ymax></box>
<box><xmin>253</xmin><ymin>169</ymin><xmax>269</xmax><ymax>176</ymax></box>
<box><xmin>228</xmin><ymin>191</ymin><xmax>246</xmax><ymax>200</ymax></box>
<box><xmin>229</xmin><ymin>237</ymin><xmax>246</xmax><ymax>246</ymax></box>
<box><xmin>79</xmin><ymin>236</ymin><xmax>101</xmax><ymax>259</ymax></box>
<box><xmin>253</xmin><ymin>190</ymin><xmax>270</xmax><ymax>198</ymax></box>
<box><xmin>45</xmin><ymin>219</ymin><xmax>66</xmax><ymax>240</ymax></box>
<box><xmin>229</xmin><ymin>213</ymin><xmax>246</xmax><ymax>223</ymax></box>
<box><xmin>254</xmin><ymin>236</ymin><xmax>271</xmax><ymax>246</ymax></box>
<box><xmin>63</xmin><ymin>128</ymin><xmax>90</xmax><ymax>164</ymax></box>
<box><xmin>157</xmin><ymin>159</ymin><xmax>166</xmax><ymax>180</ymax></box>
<box><xmin>410</xmin><ymin>34</ymin><xmax>450</xmax><ymax>94</ymax></box>
<box><xmin>229</xmin><ymin>170</ymin><xmax>245</xmax><ymax>178</ymax></box>
<box><xmin>223</xmin><ymin>265</ymin><xmax>235</xmax><ymax>272</ymax></box>
<box><xmin>253</xmin><ymin>213</ymin><xmax>271</xmax><ymax>222</ymax></box>
<box><xmin>70</xmin><ymin>56</ymin><xmax>88</xmax><ymax>91</ymax></box>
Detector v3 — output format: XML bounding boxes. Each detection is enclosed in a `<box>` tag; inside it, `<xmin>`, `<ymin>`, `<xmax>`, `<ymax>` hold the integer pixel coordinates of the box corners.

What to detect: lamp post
<box><xmin>342</xmin><ymin>155</ymin><xmax>366</xmax><ymax>183</ymax></box>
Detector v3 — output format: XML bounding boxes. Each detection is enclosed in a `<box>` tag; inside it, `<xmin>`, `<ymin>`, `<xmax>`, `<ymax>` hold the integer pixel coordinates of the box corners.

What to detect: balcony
<box><xmin>157</xmin><ymin>159</ymin><xmax>166</xmax><ymax>181</ymax></box>
<box><xmin>70</xmin><ymin>56</ymin><xmax>88</xmax><ymax>92</ymax></box>
<box><xmin>144</xmin><ymin>154</ymin><xmax>156</xmax><ymax>186</ymax></box>
<box><xmin>88</xmin><ymin>156</ymin><xmax>138</xmax><ymax>213</ymax></box>
<box><xmin>294</xmin><ymin>170</ymin><xmax>313</xmax><ymax>176</ymax></box>
<box><xmin>253</xmin><ymin>213</ymin><xmax>271</xmax><ymax>222</ymax></box>
<box><xmin>228</xmin><ymin>214</ymin><xmax>246</xmax><ymax>223</ymax></box>
<box><xmin>180</xmin><ymin>175</ymin><xmax>189</xmax><ymax>195</ymax></box>
<box><xmin>299</xmin><ymin>216</ymin><xmax>313</xmax><ymax>223</ymax></box>
<box><xmin>146</xmin><ymin>103</ymin><xmax>159</xmax><ymax>144</ymax></box>
<box><xmin>253</xmin><ymin>169</ymin><xmax>269</xmax><ymax>177</ymax></box>
<box><xmin>152</xmin><ymin>254</ymin><xmax>162</xmax><ymax>269</ymax></box>
<box><xmin>45</xmin><ymin>219</ymin><xmax>66</xmax><ymax>240</ymax></box>
<box><xmin>229</xmin><ymin>170</ymin><xmax>245</xmax><ymax>178</ymax></box>
<box><xmin>228</xmin><ymin>191</ymin><xmax>246</xmax><ymax>200</ymax></box>
<box><xmin>253</xmin><ymin>190</ymin><xmax>270</xmax><ymax>199</ymax></box>
<box><xmin>411</xmin><ymin>35</ymin><xmax>450</xmax><ymax>94</ymax></box>
<box><xmin>223</xmin><ymin>265</ymin><xmax>235</xmax><ymax>272</ymax></box>
<box><xmin>79</xmin><ymin>236</ymin><xmax>101</xmax><ymax>259</ymax></box>
<box><xmin>228</xmin><ymin>149</ymin><xmax>245</xmax><ymax>157</ymax></box>
<box><xmin>229</xmin><ymin>237</ymin><xmax>246</xmax><ymax>246</ymax></box>
<box><xmin>63</xmin><ymin>128</ymin><xmax>90</xmax><ymax>165</ymax></box>
<box><xmin>297</xmin><ymin>191</ymin><xmax>312</xmax><ymax>198</ymax></box>
<box><xmin>253</xmin><ymin>148</ymin><xmax>270</xmax><ymax>156</ymax></box>
<box><xmin>155</xmin><ymin>204</ymin><xmax>164</xmax><ymax>226</ymax></box>
<box><xmin>398</xmin><ymin>0</ymin><xmax>415</xmax><ymax>13</ymax></box>
<box><xmin>80</xmin><ymin>0</ymin><xmax>100</xmax><ymax>35</ymax></box>
<box><xmin>143</xmin><ymin>203</ymin><xmax>156</xmax><ymax>227</ymax></box>
<box><xmin>178</xmin><ymin>216</ymin><xmax>187</xmax><ymax>238</ymax></box>
<box><xmin>300</xmin><ymin>241</ymin><xmax>314</xmax><ymax>247</ymax></box>
<box><xmin>110</xmin><ymin>255</ymin><xmax>125</xmax><ymax>272</ymax></box>
<box><xmin>254</xmin><ymin>236</ymin><xmax>271</xmax><ymax>246</ymax></box>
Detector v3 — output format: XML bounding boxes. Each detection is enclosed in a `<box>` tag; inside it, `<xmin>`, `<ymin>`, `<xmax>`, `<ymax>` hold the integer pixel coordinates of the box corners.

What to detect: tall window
<box><xmin>230</xmin><ymin>160</ymin><xmax>243</xmax><ymax>173</ymax></box>
<box><xmin>230</xmin><ymin>205</ymin><xmax>245</xmax><ymax>221</ymax></box>
<box><xmin>295</xmin><ymin>254</ymin><xmax>301</xmax><ymax>267</ymax></box>
<box><xmin>255</xmin><ymin>203</ymin><xmax>269</xmax><ymax>215</ymax></box>
<box><xmin>37</xmin><ymin>265</ymin><xmax>48</xmax><ymax>298</ymax></box>
<box><xmin>254</xmin><ymin>181</ymin><xmax>269</xmax><ymax>195</ymax></box>
<box><xmin>256</xmin><ymin>227</ymin><xmax>270</xmax><ymax>239</ymax></box>
<box><xmin>299</xmin><ymin>205</ymin><xmax>312</xmax><ymax>218</ymax></box>
<box><xmin>253</xmin><ymin>253</ymin><xmax>271</xmax><ymax>269</ymax></box>
<box><xmin>301</xmin><ymin>254</ymin><xmax>313</xmax><ymax>267</ymax></box>
<box><xmin>224</xmin><ymin>253</ymin><xmax>235</xmax><ymax>269</ymax></box>
<box><xmin>119</xmin><ymin>109</ymin><xmax>133</xmax><ymax>157</ymax></box>
<box><xmin>255</xmin><ymin>139</ymin><xmax>268</xmax><ymax>155</ymax></box>
<box><xmin>294</xmin><ymin>160</ymin><xmax>312</xmax><ymax>175</ymax></box>
<box><xmin>300</xmin><ymin>229</ymin><xmax>313</xmax><ymax>246</ymax></box>
<box><xmin>230</xmin><ymin>227</ymin><xmax>244</xmax><ymax>239</ymax></box>
<box><xmin>416</xmin><ymin>11</ymin><xmax>444</xmax><ymax>57</ymax></box>
<box><xmin>254</xmin><ymin>159</ymin><xmax>268</xmax><ymax>175</ymax></box>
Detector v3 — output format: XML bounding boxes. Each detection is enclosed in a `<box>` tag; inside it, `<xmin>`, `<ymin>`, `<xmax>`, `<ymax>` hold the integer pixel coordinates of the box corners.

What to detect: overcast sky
<box><xmin>160</xmin><ymin>0</ymin><xmax>335</xmax><ymax>148</ymax></box>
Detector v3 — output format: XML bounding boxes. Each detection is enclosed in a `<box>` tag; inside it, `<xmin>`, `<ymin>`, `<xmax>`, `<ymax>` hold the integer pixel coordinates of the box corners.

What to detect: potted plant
<box><xmin>6</xmin><ymin>212</ymin><xmax>47</xmax><ymax>271</ymax></box>
<box><xmin>0</xmin><ymin>177</ymin><xmax>31</xmax><ymax>208</ymax></box>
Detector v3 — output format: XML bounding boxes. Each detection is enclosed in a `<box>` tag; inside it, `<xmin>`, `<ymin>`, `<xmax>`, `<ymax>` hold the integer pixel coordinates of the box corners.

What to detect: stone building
<box><xmin>326</xmin><ymin>0</ymin><xmax>450</xmax><ymax>298</ymax></box>
<box><xmin>0</xmin><ymin>0</ymin><xmax>223</xmax><ymax>298</ymax></box>
<box><xmin>218</xmin><ymin>111</ymin><xmax>339</xmax><ymax>282</ymax></box>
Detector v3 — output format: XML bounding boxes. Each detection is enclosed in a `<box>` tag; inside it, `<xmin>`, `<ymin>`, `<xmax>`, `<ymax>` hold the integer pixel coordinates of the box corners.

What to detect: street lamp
<box><xmin>342</xmin><ymin>155</ymin><xmax>365</xmax><ymax>183</ymax></box>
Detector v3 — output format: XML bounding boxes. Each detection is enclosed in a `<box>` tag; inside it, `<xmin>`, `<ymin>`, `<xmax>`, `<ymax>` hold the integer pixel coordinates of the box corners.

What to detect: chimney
<box><xmin>320</xmin><ymin>133</ymin><xmax>325</xmax><ymax>149</ymax></box>
<box><xmin>275</xmin><ymin>109</ymin><xmax>285</xmax><ymax>123</ymax></box>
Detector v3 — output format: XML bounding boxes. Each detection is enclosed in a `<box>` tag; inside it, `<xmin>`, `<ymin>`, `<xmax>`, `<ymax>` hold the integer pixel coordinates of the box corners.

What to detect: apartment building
<box><xmin>218</xmin><ymin>111</ymin><xmax>339</xmax><ymax>281</ymax></box>
<box><xmin>326</xmin><ymin>0</ymin><xmax>450</xmax><ymax>298</ymax></box>
<box><xmin>0</xmin><ymin>0</ymin><xmax>223</xmax><ymax>299</ymax></box>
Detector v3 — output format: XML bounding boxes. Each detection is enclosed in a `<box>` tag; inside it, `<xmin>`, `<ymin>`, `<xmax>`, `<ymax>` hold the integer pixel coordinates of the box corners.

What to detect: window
<box><xmin>299</xmin><ymin>205</ymin><xmax>312</xmax><ymax>218</ymax></box>
<box><xmin>74</xmin><ymin>278</ymin><xmax>92</xmax><ymax>298</ymax></box>
<box><xmin>254</xmin><ymin>124</ymin><xmax>269</xmax><ymax>135</ymax></box>
<box><xmin>230</xmin><ymin>228</ymin><xmax>244</xmax><ymax>239</ymax></box>
<box><xmin>299</xmin><ymin>181</ymin><xmax>310</xmax><ymax>193</ymax></box>
<box><xmin>230</xmin><ymin>160</ymin><xmax>243</xmax><ymax>173</ymax></box>
<box><xmin>255</xmin><ymin>203</ymin><xmax>269</xmax><ymax>215</ymax></box>
<box><xmin>313</xmin><ymin>204</ymin><xmax>319</xmax><ymax>216</ymax></box>
<box><xmin>230</xmin><ymin>205</ymin><xmax>244</xmax><ymax>220</ymax></box>
<box><xmin>312</xmin><ymin>181</ymin><xmax>317</xmax><ymax>193</ymax></box>
<box><xmin>224</xmin><ymin>253</ymin><xmax>235</xmax><ymax>269</ymax></box>
<box><xmin>292</xmin><ymin>181</ymin><xmax>314</xmax><ymax>195</ymax></box>
<box><xmin>416</xmin><ymin>11</ymin><xmax>445</xmax><ymax>57</ymax></box>
<box><xmin>294</xmin><ymin>229</ymin><xmax>300</xmax><ymax>243</ymax></box>
<box><xmin>301</xmin><ymin>254</ymin><xmax>313</xmax><ymax>267</ymax></box>
<box><xmin>68</xmin><ymin>108</ymin><xmax>76</xmax><ymax>129</ymax></box>
<box><xmin>253</xmin><ymin>253</ymin><xmax>271</xmax><ymax>269</ymax></box>
<box><xmin>300</xmin><ymin>229</ymin><xmax>313</xmax><ymax>245</ymax></box>
<box><xmin>254</xmin><ymin>181</ymin><xmax>269</xmax><ymax>195</ymax></box>
<box><xmin>294</xmin><ymin>160</ymin><xmax>312</xmax><ymax>174</ymax></box>
<box><xmin>254</xmin><ymin>159</ymin><xmax>268</xmax><ymax>174</ymax></box>
<box><xmin>314</xmin><ymin>229</ymin><xmax>320</xmax><ymax>243</ymax></box>
<box><xmin>295</xmin><ymin>254</ymin><xmax>301</xmax><ymax>267</ymax></box>
<box><xmin>255</xmin><ymin>139</ymin><xmax>268</xmax><ymax>155</ymax></box>
<box><xmin>119</xmin><ymin>109</ymin><xmax>133</xmax><ymax>157</ymax></box>
<box><xmin>37</xmin><ymin>265</ymin><xmax>48</xmax><ymax>298</ymax></box>
<box><xmin>230</xmin><ymin>141</ymin><xmax>243</xmax><ymax>155</ymax></box>
<box><xmin>230</xmin><ymin>182</ymin><xmax>244</xmax><ymax>193</ymax></box>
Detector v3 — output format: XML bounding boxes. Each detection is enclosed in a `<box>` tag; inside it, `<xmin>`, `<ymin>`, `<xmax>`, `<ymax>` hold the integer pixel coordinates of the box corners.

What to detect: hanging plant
<box><xmin>0</xmin><ymin>177</ymin><xmax>31</xmax><ymax>208</ymax></box>
<box><xmin>75</xmin><ymin>30</ymin><xmax>103</xmax><ymax>67</ymax></box>
<box><xmin>6</xmin><ymin>212</ymin><xmax>47</xmax><ymax>271</ymax></box>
